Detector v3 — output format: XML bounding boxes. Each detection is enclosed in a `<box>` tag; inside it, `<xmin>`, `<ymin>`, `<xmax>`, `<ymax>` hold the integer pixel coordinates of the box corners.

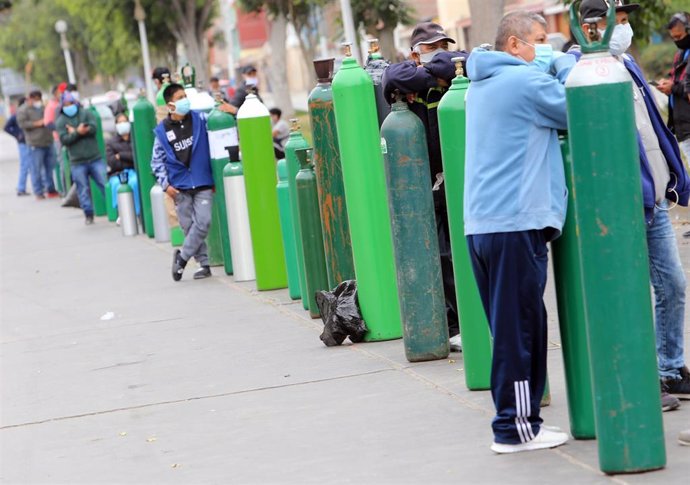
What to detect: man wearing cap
<box><xmin>226</xmin><ymin>65</ymin><xmax>260</xmax><ymax>115</ymax></box>
<box><xmin>152</xmin><ymin>67</ymin><xmax>171</xmax><ymax>92</ymax></box>
<box><xmin>578</xmin><ymin>0</ymin><xmax>690</xmax><ymax>412</ymax></box>
<box><xmin>465</xmin><ymin>10</ymin><xmax>576</xmax><ymax>453</ymax></box>
<box><xmin>382</xmin><ymin>22</ymin><xmax>469</xmax><ymax>353</ymax></box>
<box><xmin>658</xmin><ymin>12</ymin><xmax>690</xmax><ymax>162</ymax></box>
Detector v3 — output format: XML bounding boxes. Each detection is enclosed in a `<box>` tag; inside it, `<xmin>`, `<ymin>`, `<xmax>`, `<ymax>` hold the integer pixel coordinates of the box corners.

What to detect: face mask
<box><xmin>607</xmin><ymin>23</ymin><xmax>634</xmax><ymax>56</ymax></box>
<box><xmin>674</xmin><ymin>35</ymin><xmax>690</xmax><ymax>50</ymax></box>
<box><xmin>245</xmin><ymin>77</ymin><xmax>258</xmax><ymax>87</ymax></box>
<box><xmin>173</xmin><ymin>98</ymin><xmax>191</xmax><ymax>116</ymax></box>
<box><xmin>419</xmin><ymin>47</ymin><xmax>445</xmax><ymax>64</ymax></box>
<box><xmin>62</xmin><ymin>105</ymin><xmax>78</xmax><ymax>117</ymax></box>
<box><xmin>115</xmin><ymin>121</ymin><xmax>131</xmax><ymax>136</ymax></box>
<box><xmin>32</xmin><ymin>101</ymin><xmax>43</xmax><ymax>109</ymax></box>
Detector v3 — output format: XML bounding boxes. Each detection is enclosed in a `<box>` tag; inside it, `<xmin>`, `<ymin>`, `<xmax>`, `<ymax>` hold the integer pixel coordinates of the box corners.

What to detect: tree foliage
<box><xmin>0</xmin><ymin>0</ymin><xmax>218</xmax><ymax>90</ymax></box>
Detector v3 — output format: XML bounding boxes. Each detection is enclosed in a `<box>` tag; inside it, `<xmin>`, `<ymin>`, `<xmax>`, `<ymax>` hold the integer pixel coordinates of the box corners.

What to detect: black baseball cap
<box><xmin>152</xmin><ymin>66</ymin><xmax>171</xmax><ymax>81</ymax></box>
<box><xmin>241</xmin><ymin>65</ymin><xmax>257</xmax><ymax>74</ymax></box>
<box><xmin>410</xmin><ymin>22</ymin><xmax>456</xmax><ymax>49</ymax></box>
<box><xmin>580</xmin><ymin>0</ymin><xmax>640</xmax><ymax>21</ymax></box>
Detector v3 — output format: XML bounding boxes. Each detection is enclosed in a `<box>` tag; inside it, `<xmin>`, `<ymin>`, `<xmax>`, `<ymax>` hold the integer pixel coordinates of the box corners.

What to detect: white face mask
<box><xmin>245</xmin><ymin>77</ymin><xmax>258</xmax><ymax>87</ymax></box>
<box><xmin>419</xmin><ymin>47</ymin><xmax>445</xmax><ymax>64</ymax></box>
<box><xmin>115</xmin><ymin>121</ymin><xmax>131</xmax><ymax>136</ymax></box>
<box><xmin>32</xmin><ymin>101</ymin><xmax>43</xmax><ymax>109</ymax></box>
<box><xmin>599</xmin><ymin>23</ymin><xmax>634</xmax><ymax>56</ymax></box>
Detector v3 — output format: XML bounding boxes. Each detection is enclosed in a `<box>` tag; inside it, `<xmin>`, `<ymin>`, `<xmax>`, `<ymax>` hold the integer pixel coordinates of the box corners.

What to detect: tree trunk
<box><xmin>370</xmin><ymin>25</ymin><xmax>396</xmax><ymax>62</ymax></box>
<box><xmin>266</xmin><ymin>12</ymin><xmax>294</xmax><ymax>118</ymax></box>
<box><xmin>469</xmin><ymin>0</ymin><xmax>506</xmax><ymax>49</ymax></box>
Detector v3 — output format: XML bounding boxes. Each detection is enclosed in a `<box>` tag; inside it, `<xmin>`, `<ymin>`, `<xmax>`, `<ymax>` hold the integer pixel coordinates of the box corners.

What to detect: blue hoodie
<box><xmin>464</xmin><ymin>48</ymin><xmax>575</xmax><ymax>236</ymax></box>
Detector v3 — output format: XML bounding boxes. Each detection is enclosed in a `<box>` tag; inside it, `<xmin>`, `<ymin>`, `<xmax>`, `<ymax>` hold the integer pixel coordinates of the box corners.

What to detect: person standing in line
<box><xmin>16</xmin><ymin>90</ymin><xmax>59</xmax><ymax>200</ymax></box>
<box><xmin>56</xmin><ymin>92</ymin><xmax>107</xmax><ymax>225</ymax></box>
<box><xmin>464</xmin><ymin>11</ymin><xmax>575</xmax><ymax>453</ymax></box>
<box><xmin>3</xmin><ymin>97</ymin><xmax>33</xmax><ymax>196</ymax></box>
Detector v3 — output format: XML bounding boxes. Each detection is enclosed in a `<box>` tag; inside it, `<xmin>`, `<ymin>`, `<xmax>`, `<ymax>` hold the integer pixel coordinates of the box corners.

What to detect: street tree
<box><xmin>350</xmin><ymin>0</ymin><xmax>413</xmax><ymax>61</ymax></box>
<box><xmin>468</xmin><ymin>0</ymin><xmax>506</xmax><ymax>49</ymax></box>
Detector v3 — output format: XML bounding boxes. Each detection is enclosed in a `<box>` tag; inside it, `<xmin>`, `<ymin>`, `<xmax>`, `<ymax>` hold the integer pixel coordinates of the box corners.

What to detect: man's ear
<box><xmin>410</xmin><ymin>51</ymin><xmax>420</xmax><ymax>63</ymax></box>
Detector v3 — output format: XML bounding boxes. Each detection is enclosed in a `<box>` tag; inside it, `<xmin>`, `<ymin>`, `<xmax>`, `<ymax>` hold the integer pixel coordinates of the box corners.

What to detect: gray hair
<box><xmin>494</xmin><ymin>11</ymin><xmax>547</xmax><ymax>52</ymax></box>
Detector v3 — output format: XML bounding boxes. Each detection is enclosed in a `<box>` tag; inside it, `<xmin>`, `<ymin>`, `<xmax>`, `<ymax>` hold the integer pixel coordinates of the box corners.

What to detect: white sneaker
<box><xmin>491</xmin><ymin>427</ymin><xmax>569</xmax><ymax>454</ymax></box>
<box><xmin>449</xmin><ymin>334</ymin><xmax>462</xmax><ymax>352</ymax></box>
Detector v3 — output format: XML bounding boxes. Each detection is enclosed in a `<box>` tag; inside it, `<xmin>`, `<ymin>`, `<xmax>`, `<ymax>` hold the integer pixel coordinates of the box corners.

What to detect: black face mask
<box><xmin>674</xmin><ymin>35</ymin><xmax>690</xmax><ymax>50</ymax></box>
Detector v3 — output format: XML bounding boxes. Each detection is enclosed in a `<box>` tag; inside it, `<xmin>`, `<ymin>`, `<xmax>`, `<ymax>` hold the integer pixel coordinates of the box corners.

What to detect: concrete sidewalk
<box><xmin>0</xmin><ymin>131</ymin><xmax>688</xmax><ymax>484</ymax></box>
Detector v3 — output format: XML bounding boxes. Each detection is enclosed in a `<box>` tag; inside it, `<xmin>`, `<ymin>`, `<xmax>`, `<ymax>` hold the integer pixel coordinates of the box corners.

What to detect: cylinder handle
<box><xmin>569</xmin><ymin>0</ymin><xmax>615</xmax><ymax>54</ymax></box>
<box><xmin>289</xmin><ymin>118</ymin><xmax>300</xmax><ymax>132</ymax></box>
<box><xmin>342</xmin><ymin>42</ymin><xmax>353</xmax><ymax>57</ymax></box>
<box><xmin>367</xmin><ymin>38</ymin><xmax>380</xmax><ymax>54</ymax></box>
<box><xmin>452</xmin><ymin>57</ymin><xmax>466</xmax><ymax>78</ymax></box>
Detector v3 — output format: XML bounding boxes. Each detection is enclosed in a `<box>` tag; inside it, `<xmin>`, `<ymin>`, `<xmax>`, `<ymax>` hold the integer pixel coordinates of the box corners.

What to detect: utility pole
<box><xmin>339</xmin><ymin>0</ymin><xmax>361</xmax><ymax>64</ymax></box>
<box><xmin>134</xmin><ymin>0</ymin><xmax>155</xmax><ymax>104</ymax></box>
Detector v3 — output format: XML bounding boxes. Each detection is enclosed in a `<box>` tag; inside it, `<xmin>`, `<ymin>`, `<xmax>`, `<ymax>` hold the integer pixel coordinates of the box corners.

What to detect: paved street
<box><xmin>0</xmin><ymin>130</ymin><xmax>688</xmax><ymax>484</ymax></box>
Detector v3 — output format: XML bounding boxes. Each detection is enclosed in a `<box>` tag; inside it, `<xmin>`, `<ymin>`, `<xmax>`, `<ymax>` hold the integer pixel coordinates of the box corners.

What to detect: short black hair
<box><xmin>28</xmin><ymin>90</ymin><xmax>42</xmax><ymax>99</ymax></box>
<box><xmin>66</xmin><ymin>83</ymin><xmax>78</xmax><ymax>91</ymax></box>
<box><xmin>210</xmin><ymin>76</ymin><xmax>219</xmax><ymax>83</ymax></box>
<box><xmin>163</xmin><ymin>83</ymin><xmax>185</xmax><ymax>103</ymax></box>
<box><xmin>269</xmin><ymin>107</ymin><xmax>282</xmax><ymax>118</ymax></box>
<box><xmin>17</xmin><ymin>96</ymin><xmax>26</xmax><ymax>107</ymax></box>
<box><xmin>152</xmin><ymin>66</ymin><xmax>171</xmax><ymax>81</ymax></box>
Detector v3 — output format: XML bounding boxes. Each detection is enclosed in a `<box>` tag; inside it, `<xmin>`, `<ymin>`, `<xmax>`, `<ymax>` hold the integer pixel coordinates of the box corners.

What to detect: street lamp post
<box><xmin>134</xmin><ymin>0</ymin><xmax>155</xmax><ymax>103</ymax></box>
<box><xmin>338</xmin><ymin>0</ymin><xmax>361</xmax><ymax>64</ymax></box>
<box><xmin>54</xmin><ymin>20</ymin><xmax>76</xmax><ymax>85</ymax></box>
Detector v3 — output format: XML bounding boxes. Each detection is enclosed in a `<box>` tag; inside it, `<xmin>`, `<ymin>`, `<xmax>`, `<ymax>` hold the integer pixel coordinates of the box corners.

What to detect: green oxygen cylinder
<box><xmin>363</xmin><ymin>39</ymin><xmax>391</xmax><ymax>127</ymax></box>
<box><xmin>308</xmin><ymin>58</ymin><xmax>355</xmax><ymax>289</ymax></box>
<box><xmin>295</xmin><ymin>147</ymin><xmax>329</xmax><ymax>317</ymax></box>
<box><xmin>381</xmin><ymin>99</ymin><xmax>449</xmax><ymax>362</ymax></box>
<box><xmin>105</xmin><ymin>182</ymin><xmax>118</xmax><ymax>222</ymax></box>
<box><xmin>132</xmin><ymin>93</ymin><xmax>157</xmax><ymax>238</ymax></box>
<box><xmin>284</xmin><ymin>120</ymin><xmax>312</xmax><ymax>309</ymax></box>
<box><xmin>236</xmin><ymin>94</ymin><xmax>288</xmax><ymax>290</ymax></box>
<box><xmin>332</xmin><ymin>44</ymin><xmax>402</xmax><ymax>341</ymax></box>
<box><xmin>207</xmin><ymin>102</ymin><xmax>237</xmax><ymax>274</ymax></box>
<box><xmin>565</xmin><ymin>5</ymin><xmax>664</xmax><ymax>473</ymax></box>
<box><xmin>551</xmin><ymin>133</ymin><xmax>596</xmax><ymax>440</ymax></box>
<box><xmin>437</xmin><ymin>57</ymin><xmax>492</xmax><ymax>390</ymax></box>
<box><xmin>276</xmin><ymin>159</ymin><xmax>301</xmax><ymax>300</ymax></box>
<box><xmin>62</xmin><ymin>147</ymin><xmax>72</xmax><ymax>188</ymax></box>
<box><xmin>87</xmin><ymin>105</ymin><xmax>107</xmax><ymax>216</ymax></box>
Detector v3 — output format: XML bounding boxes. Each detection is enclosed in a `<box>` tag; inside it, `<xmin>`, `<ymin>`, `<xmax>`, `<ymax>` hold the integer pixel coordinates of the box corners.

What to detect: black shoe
<box><xmin>193</xmin><ymin>266</ymin><xmax>212</xmax><ymax>280</ymax></box>
<box><xmin>85</xmin><ymin>215</ymin><xmax>94</xmax><ymax>225</ymax></box>
<box><xmin>172</xmin><ymin>249</ymin><xmax>187</xmax><ymax>282</ymax></box>
<box><xmin>661</xmin><ymin>381</ymin><xmax>681</xmax><ymax>412</ymax></box>
<box><xmin>662</xmin><ymin>366</ymin><xmax>690</xmax><ymax>400</ymax></box>
<box><xmin>17</xmin><ymin>191</ymin><xmax>30</xmax><ymax>196</ymax></box>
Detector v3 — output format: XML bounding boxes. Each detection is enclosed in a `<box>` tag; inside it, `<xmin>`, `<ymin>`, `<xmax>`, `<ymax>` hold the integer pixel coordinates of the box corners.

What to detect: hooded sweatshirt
<box><xmin>464</xmin><ymin>48</ymin><xmax>574</xmax><ymax>236</ymax></box>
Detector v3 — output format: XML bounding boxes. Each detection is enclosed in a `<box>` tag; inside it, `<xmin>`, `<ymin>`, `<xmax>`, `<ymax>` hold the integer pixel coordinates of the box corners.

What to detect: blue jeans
<box><xmin>109</xmin><ymin>169</ymin><xmax>141</xmax><ymax>215</ymax></box>
<box><xmin>29</xmin><ymin>145</ymin><xmax>57</xmax><ymax>196</ymax></box>
<box><xmin>17</xmin><ymin>143</ymin><xmax>32</xmax><ymax>193</ymax></box>
<box><xmin>647</xmin><ymin>201</ymin><xmax>687</xmax><ymax>379</ymax></box>
<box><xmin>71</xmin><ymin>159</ymin><xmax>107</xmax><ymax>216</ymax></box>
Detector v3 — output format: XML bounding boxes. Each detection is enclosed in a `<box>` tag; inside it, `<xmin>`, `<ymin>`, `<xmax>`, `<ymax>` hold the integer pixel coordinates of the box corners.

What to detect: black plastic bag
<box><xmin>316</xmin><ymin>280</ymin><xmax>368</xmax><ymax>346</ymax></box>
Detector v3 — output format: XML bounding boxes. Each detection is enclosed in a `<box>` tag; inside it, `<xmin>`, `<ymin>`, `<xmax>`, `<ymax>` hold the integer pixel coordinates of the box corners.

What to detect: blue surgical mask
<box><xmin>63</xmin><ymin>104</ymin><xmax>78</xmax><ymax>117</ymax></box>
<box><xmin>518</xmin><ymin>39</ymin><xmax>553</xmax><ymax>72</ymax></box>
<box><xmin>174</xmin><ymin>98</ymin><xmax>191</xmax><ymax>116</ymax></box>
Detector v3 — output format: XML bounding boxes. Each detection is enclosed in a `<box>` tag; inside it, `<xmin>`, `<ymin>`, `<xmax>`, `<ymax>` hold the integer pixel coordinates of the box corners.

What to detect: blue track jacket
<box><xmin>464</xmin><ymin>48</ymin><xmax>575</xmax><ymax>236</ymax></box>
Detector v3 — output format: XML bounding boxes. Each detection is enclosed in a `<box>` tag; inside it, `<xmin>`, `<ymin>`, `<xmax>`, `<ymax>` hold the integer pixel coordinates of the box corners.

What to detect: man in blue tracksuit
<box><xmin>464</xmin><ymin>11</ymin><xmax>574</xmax><ymax>453</ymax></box>
<box><xmin>578</xmin><ymin>0</ymin><xmax>690</xmax><ymax>413</ymax></box>
<box><xmin>151</xmin><ymin>83</ymin><xmax>215</xmax><ymax>282</ymax></box>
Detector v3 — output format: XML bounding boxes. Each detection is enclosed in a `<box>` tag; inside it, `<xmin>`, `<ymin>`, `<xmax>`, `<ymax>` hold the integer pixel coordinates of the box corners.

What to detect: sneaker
<box><xmin>17</xmin><ymin>191</ymin><xmax>30</xmax><ymax>196</ymax></box>
<box><xmin>660</xmin><ymin>381</ymin><xmax>681</xmax><ymax>412</ymax></box>
<box><xmin>662</xmin><ymin>366</ymin><xmax>690</xmax><ymax>400</ymax></box>
<box><xmin>46</xmin><ymin>191</ymin><xmax>60</xmax><ymax>199</ymax></box>
<box><xmin>491</xmin><ymin>427</ymin><xmax>569</xmax><ymax>454</ymax></box>
<box><xmin>85</xmin><ymin>215</ymin><xmax>94</xmax><ymax>225</ymax></box>
<box><xmin>172</xmin><ymin>249</ymin><xmax>186</xmax><ymax>282</ymax></box>
<box><xmin>449</xmin><ymin>334</ymin><xmax>462</xmax><ymax>352</ymax></box>
<box><xmin>679</xmin><ymin>429</ymin><xmax>690</xmax><ymax>446</ymax></box>
<box><xmin>193</xmin><ymin>266</ymin><xmax>212</xmax><ymax>280</ymax></box>
<box><xmin>35</xmin><ymin>194</ymin><xmax>45</xmax><ymax>200</ymax></box>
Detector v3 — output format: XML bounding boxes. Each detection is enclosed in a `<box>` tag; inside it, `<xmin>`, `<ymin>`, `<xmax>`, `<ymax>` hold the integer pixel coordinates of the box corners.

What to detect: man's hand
<box><xmin>77</xmin><ymin>123</ymin><xmax>89</xmax><ymax>135</ymax></box>
<box><xmin>656</xmin><ymin>78</ymin><xmax>673</xmax><ymax>95</ymax></box>
<box><xmin>66</xmin><ymin>124</ymin><xmax>76</xmax><ymax>133</ymax></box>
<box><xmin>115</xmin><ymin>154</ymin><xmax>120</xmax><ymax>160</ymax></box>
<box><xmin>219</xmin><ymin>101</ymin><xmax>237</xmax><ymax>115</ymax></box>
<box><xmin>33</xmin><ymin>119</ymin><xmax>44</xmax><ymax>128</ymax></box>
<box><xmin>165</xmin><ymin>186</ymin><xmax>179</xmax><ymax>198</ymax></box>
